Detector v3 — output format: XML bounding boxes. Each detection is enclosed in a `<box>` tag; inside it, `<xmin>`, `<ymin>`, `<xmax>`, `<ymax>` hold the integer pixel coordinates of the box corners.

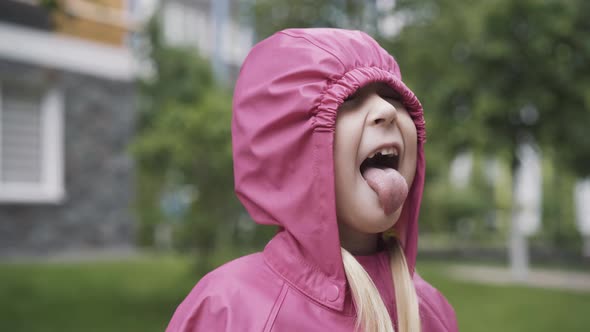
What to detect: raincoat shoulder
<box><xmin>165</xmin><ymin>253</ymin><xmax>285</xmax><ymax>332</ymax></box>
<box><xmin>414</xmin><ymin>272</ymin><xmax>459</xmax><ymax>331</ymax></box>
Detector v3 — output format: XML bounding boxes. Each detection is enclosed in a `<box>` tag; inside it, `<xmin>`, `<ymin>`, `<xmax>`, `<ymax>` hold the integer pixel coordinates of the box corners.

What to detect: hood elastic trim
<box><xmin>314</xmin><ymin>66</ymin><xmax>426</xmax><ymax>142</ymax></box>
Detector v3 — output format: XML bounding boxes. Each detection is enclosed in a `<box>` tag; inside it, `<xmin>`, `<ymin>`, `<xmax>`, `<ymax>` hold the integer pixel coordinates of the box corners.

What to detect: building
<box><xmin>0</xmin><ymin>0</ymin><xmax>142</xmax><ymax>258</ymax></box>
<box><xmin>158</xmin><ymin>0</ymin><xmax>254</xmax><ymax>83</ymax></box>
<box><xmin>0</xmin><ymin>0</ymin><xmax>255</xmax><ymax>258</ymax></box>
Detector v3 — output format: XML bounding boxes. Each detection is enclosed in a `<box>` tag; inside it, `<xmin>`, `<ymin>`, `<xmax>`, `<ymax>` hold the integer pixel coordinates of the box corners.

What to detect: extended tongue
<box><xmin>362</xmin><ymin>167</ymin><xmax>409</xmax><ymax>215</ymax></box>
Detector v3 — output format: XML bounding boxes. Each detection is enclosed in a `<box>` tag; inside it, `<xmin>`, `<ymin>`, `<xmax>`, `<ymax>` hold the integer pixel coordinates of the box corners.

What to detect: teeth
<box><xmin>379</xmin><ymin>147</ymin><xmax>395</xmax><ymax>156</ymax></box>
<box><xmin>368</xmin><ymin>146</ymin><xmax>399</xmax><ymax>159</ymax></box>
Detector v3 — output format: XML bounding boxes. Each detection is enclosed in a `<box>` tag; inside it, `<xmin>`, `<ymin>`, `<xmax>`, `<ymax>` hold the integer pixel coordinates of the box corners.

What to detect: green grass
<box><xmin>0</xmin><ymin>256</ymin><xmax>198</xmax><ymax>332</ymax></box>
<box><xmin>417</xmin><ymin>260</ymin><xmax>590</xmax><ymax>332</ymax></box>
<box><xmin>1</xmin><ymin>255</ymin><xmax>589</xmax><ymax>331</ymax></box>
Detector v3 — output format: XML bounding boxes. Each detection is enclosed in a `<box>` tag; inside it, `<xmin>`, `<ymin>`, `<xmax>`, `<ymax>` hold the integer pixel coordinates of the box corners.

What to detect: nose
<box><xmin>367</xmin><ymin>93</ymin><xmax>397</xmax><ymax>126</ymax></box>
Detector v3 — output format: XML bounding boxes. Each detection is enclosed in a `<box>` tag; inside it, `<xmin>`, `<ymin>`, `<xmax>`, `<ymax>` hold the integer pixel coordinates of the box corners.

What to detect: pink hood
<box><xmin>167</xmin><ymin>28</ymin><xmax>458</xmax><ymax>332</ymax></box>
<box><xmin>233</xmin><ymin>28</ymin><xmax>425</xmax><ymax>310</ymax></box>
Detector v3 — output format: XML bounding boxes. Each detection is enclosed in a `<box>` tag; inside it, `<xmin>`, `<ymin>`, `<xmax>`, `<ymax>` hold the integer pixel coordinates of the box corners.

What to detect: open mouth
<box><xmin>360</xmin><ymin>146</ymin><xmax>400</xmax><ymax>175</ymax></box>
<box><xmin>359</xmin><ymin>145</ymin><xmax>408</xmax><ymax>215</ymax></box>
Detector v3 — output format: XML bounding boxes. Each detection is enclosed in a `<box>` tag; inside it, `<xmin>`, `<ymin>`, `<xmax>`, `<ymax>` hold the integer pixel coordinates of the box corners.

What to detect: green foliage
<box><xmin>252</xmin><ymin>0</ymin><xmax>378</xmax><ymax>39</ymax></box>
<box><xmin>390</xmin><ymin>0</ymin><xmax>590</xmax><ymax>176</ymax></box>
<box><xmin>388</xmin><ymin>0</ymin><xmax>590</xmax><ymax>247</ymax></box>
<box><xmin>132</xmin><ymin>16</ymin><xmax>255</xmax><ymax>253</ymax></box>
<box><xmin>40</xmin><ymin>0</ymin><xmax>59</xmax><ymax>10</ymax></box>
<box><xmin>423</xmin><ymin>183</ymin><xmax>490</xmax><ymax>232</ymax></box>
<box><xmin>534</xmin><ymin>160</ymin><xmax>583</xmax><ymax>251</ymax></box>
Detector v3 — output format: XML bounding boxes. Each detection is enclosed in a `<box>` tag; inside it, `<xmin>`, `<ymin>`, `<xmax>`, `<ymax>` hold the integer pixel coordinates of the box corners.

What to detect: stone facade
<box><xmin>0</xmin><ymin>59</ymin><xmax>136</xmax><ymax>257</ymax></box>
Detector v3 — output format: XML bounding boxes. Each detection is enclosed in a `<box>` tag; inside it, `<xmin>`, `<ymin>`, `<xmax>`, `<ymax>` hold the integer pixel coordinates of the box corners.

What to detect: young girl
<box><xmin>166</xmin><ymin>28</ymin><xmax>458</xmax><ymax>332</ymax></box>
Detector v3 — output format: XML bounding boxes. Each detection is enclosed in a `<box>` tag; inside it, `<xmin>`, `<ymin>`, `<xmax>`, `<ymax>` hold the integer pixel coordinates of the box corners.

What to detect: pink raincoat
<box><xmin>167</xmin><ymin>28</ymin><xmax>459</xmax><ymax>332</ymax></box>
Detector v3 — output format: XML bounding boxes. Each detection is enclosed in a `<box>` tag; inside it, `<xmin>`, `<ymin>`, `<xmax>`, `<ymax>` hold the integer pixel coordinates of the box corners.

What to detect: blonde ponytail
<box><xmin>342</xmin><ymin>248</ymin><xmax>394</xmax><ymax>332</ymax></box>
<box><xmin>341</xmin><ymin>239</ymin><xmax>420</xmax><ymax>332</ymax></box>
<box><xmin>389</xmin><ymin>240</ymin><xmax>421</xmax><ymax>332</ymax></box>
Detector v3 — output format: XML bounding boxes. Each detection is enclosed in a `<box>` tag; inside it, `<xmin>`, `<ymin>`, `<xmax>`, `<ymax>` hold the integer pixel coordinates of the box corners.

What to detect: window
<box><xmin>162</xmin><ymin>1</ymin><xmax>208</xmax><ymax>52</ymax></box>
<box><xmin>0</xmin><ymin>82</ymin><xmax>64</xmax><ymax>203</ymax></box>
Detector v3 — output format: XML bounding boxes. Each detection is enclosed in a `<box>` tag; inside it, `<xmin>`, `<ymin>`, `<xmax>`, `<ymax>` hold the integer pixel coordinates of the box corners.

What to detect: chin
<box><xmin>355</xmin><ymin>207</ymin><xmax>402</xmax><ymax>234</ymax></box>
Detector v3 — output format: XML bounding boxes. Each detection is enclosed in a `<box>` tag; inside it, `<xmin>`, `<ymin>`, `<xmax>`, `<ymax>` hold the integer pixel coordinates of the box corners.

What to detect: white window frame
<box><xmin>0</xmin><ymin>83</ymin><xmax>65</xmax><ymax>204</ymax></box>
<box><xmin>0</xmin><ymin>22</ymin><xmax>137</xmax><ymax>82</ymax></box>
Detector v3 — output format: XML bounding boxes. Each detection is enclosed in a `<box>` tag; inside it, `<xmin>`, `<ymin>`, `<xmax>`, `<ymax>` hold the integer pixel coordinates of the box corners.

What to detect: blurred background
<box><xmin>0</xmin><ymin>0</ymin><xmax>589</xmax><ymax>331</ymax></box>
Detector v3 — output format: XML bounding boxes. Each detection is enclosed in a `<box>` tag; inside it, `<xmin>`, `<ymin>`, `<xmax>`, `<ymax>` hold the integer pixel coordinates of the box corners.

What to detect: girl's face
<box><xmin>334</xmin><ymin>83</ymin><xmax>417</xmax><ymax>251</ymax></box>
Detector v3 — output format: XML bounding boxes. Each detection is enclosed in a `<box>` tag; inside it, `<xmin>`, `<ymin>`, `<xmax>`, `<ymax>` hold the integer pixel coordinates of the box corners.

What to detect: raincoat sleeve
<box><xmin>414</xmin><ymin>272</ymin><xmax>460</xmax><ymax>332</ymax></box>
<box><xmin>166</xmin><ymin>255</ymin><xmax>282</xmax><ymax>332</ymax></box>
<box><xmin>165</xmin><ymin>273</ymin><xmax>233</xmax><ymax>332</ymax></box>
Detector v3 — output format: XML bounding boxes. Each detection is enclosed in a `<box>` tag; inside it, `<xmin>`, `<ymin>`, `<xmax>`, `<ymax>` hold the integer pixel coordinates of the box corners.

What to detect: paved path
<box><xmin>0</xmin><ymin>247</ymin><xmax>140</xmax><ymax>263</ymax></box>
<box><xmin>447</xmin><ymin>264</ymin><xmax>590</xmax><ymax>292</ymax></box>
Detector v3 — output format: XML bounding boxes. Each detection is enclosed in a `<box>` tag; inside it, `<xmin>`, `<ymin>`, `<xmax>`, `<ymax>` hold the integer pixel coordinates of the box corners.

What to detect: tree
<box><xmin>389</xmin><ymin>0</ymin><xmax>590</xmax><ymax>269</ymax></box>
<box><xmin>252</xmin><ymin>0</ymin><xmax>378</xmax><ymax>39</ymax></box>
<box><xmin>389</xmin><ymin>0</ymin><xmax>590</xmax><ymax>176</ymax></box>
<box><xmin>132</xmin><ymin>17</ymin><xmax>244</xmax><ymax>257</ymax></box>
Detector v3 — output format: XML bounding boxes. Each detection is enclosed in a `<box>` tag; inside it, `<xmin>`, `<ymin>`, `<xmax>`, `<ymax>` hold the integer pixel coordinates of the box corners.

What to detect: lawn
<box><xmin>1</xmin><ymin>255</ymin><xmax>588</xmax><ymax>331</ymax></box>
<box><xmin>417</xmin><ymin>261</ymin><xmax>590</xmax><ymax>332</ymax></box>
<box><xmin>0</xmin><ymin>255</ymin><xmax>196</xmax><ymax>332</ymax></box>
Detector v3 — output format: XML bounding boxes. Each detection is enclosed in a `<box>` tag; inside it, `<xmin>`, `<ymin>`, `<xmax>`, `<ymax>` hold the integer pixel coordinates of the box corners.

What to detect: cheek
<box><xmin>334</xmin><ymin>114</ymin><xmax>365</xmax><ymax>217</ymax></box>
<box><xmin>334</xmin><ymin>117</ymin><xmax>363</xmax><ymax>172</ymax></box>
<box><xmin>401</xmin><ymin>121</ymin><xmax>418</xmax><ymax>185</ymax></box>
<box><xmin>403</xmin><ymin>148</ymin><xmax>417</xmax><ymax>186</ymax></box>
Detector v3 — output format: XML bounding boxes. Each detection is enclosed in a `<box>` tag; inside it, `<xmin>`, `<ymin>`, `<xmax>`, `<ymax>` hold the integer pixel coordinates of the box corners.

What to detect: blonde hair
<box><xmin>341</xmin><ymin>239</ymin><xmax>421</xmax><ymax>332</ymax></box>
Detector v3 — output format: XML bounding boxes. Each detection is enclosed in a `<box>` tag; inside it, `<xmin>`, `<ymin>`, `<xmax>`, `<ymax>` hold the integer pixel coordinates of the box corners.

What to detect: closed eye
<box><xmin>382</xmin><ymin>96</ymin><xmax>405</xmax><ymax>110</ymax></box>
<box><xmin>380</xmin><ymin>93</ymin><xmax>401</xmax><ymax>102</ymax></box>
<box><xmin>377</xmin><ymin>85</ymin><xmax>401</xmax><ymax>102</ymax></box>
<box><xmin>344</xmin><ymin>93</ymin><xmax>359</xmax><ymax>102</ymax></box>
